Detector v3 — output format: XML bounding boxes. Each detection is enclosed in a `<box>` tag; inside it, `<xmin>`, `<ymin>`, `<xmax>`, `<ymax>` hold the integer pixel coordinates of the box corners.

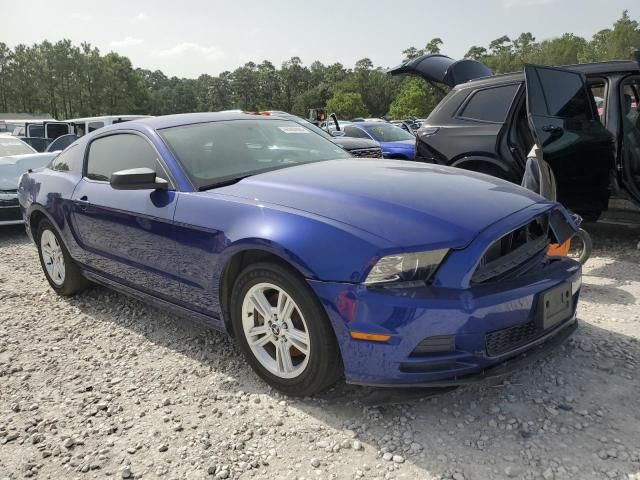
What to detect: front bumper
<box><xmin>0</xmin><ymin>191</ymin><xmax>22</xmax><ymax>226</ymax></box>
<box><xmin>308</xmin><ymin>257</ymin><xmax>581</xmax><ymax>387</ymax></box>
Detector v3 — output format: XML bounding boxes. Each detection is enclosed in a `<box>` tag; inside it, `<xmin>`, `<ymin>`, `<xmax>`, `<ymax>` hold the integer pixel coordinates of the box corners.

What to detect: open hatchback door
<box><xmin>524</xmin><ymin>64</ymin><xmax>615</xmax><ymax>220</ymax></box>
<box><xmin>387</xmin><ymin>54</ymin><xmax>492</xmax><ymax>88</ymax></box>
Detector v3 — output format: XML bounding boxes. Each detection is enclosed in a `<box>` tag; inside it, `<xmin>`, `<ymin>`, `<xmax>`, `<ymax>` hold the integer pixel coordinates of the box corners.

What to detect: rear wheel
<box><xmin>230</xmin><ymin>262</ymin><xmax>342</xmax><ymax>396</ymax></box>
<box><xmin>36</xmin><ymin>219</ymin><xmax>89</xmax><ymax>296</ymax></box>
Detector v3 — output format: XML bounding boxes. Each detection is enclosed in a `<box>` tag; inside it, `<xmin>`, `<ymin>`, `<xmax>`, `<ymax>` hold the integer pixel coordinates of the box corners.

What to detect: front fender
<box><xmin>174</xmin><ymin>192</ymin><xmax>393</xmax><ymax>284</ymax></box>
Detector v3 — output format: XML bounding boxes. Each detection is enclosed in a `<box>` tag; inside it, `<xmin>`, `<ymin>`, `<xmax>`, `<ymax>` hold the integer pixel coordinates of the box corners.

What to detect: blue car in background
<box><xmin>342</xmin><ymin>121</ymin><xmax>417</xmax><ymax>160</ymax></box>
<box><xmin>19</xmin><ymin>113</ymin><xmax>581</xmax><ymax>396</ymax></box>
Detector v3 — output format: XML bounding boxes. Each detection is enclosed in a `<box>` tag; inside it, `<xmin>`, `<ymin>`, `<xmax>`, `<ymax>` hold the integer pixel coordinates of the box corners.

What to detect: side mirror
<box><xmin>110</xmin><ymin>167</ymin><xmax>169</xmax><ymax>190</ymax></box>
<box><xmin>330</xmin><ymin>130</ymin><xmax>346</xmax><ymax>137</ymax></box>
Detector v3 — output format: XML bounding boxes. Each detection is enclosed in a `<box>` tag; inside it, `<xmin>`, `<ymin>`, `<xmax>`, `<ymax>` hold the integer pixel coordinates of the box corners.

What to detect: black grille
<box><xmin>350</xmin><ymin>147</ymin><xmax>383</xmax><ymax>158</ymax></box>
<box><xmin>485</xmin><ymin>321</ymin><xmax>539</xmax><ymax>357</ymax></box>
<box><xmin>0</xmin><ymin>191</ymin><xmax>19</xmax><ymax>209</ymax></box>
<box><xmin>410</xmin><ymin>336</ymin><xmax>455</xmax><ymax>357</ymax></box>
<box><xmin>0</xmin><ymin>207</ymin><xmax>21</xmax><ymax>222</ymax></box>
<box><xmin>472</xmin><ymin>215</ymin><xmax>550</xmax><ymax>284</ymax></box>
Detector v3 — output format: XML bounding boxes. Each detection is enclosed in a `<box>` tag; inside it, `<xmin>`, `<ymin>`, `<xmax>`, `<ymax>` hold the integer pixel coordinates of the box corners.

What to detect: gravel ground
<box><xmin>1</xmin><ymin>222</ymin><xmax>639</xmax><ymax>480</ymax></box>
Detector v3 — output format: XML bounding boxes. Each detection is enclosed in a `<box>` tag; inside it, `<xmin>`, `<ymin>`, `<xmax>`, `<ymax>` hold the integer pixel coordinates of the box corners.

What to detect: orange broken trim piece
<box><xmin>350</xmin><ymin>332</ymin><xmax>391</xmax><ymax>342</ymax></box>
<box><xmin>548</xmin><ymin>239</ymin><xmax>571</xmax><ymax>257</ymax></box>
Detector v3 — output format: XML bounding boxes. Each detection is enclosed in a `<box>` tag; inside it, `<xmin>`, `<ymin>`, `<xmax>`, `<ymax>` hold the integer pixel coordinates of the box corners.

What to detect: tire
<box><xmin>230</xmin><ymin>262</ymin><xmax>342</xmax><ymax>396</ymax></box>
<box><xmin>568</xmin><ymin>228</ymin><xmax>593</xmax><ymax>266</ymax></box>
<box><xmin>36</xmin><ymin>218</ymin><xmax>89</xmax><ymax>296</ymax></box>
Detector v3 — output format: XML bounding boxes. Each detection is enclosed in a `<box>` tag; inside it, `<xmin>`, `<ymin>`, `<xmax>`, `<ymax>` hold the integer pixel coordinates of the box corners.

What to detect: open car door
<box><xmin>43</xmin><ymin>121</ymin><xmax>73</xmax><ymax>141</ymax></box>
<box><xmin>25</xmin><ymin>123</ymin><xmax>44</xmax><ymax>138</ymax></box>
<box><xmin>525</xmin><ymin>64</ymin><xmax>615</xmax><ymax>220</ymax></box>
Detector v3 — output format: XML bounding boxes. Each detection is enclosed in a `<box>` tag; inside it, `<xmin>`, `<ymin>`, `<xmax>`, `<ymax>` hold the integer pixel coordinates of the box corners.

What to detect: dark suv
<box><xmin>389</xmin><ymin>54</ymin><xmax>640</xmax><ymax>221</ymax></box>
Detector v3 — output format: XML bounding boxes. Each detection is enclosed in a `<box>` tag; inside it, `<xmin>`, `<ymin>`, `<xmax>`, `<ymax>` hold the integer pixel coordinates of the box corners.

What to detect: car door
<box><xmin>619</xmin><ymin>76</ymin><xmax>640</xmax><ymax>205</ymax></box>
<box><xmin>70</xmin><ymin>132</ymin><xmax>184</xmax><ymax>302</ymax></box>
<box><xmin>43</xmin><ymin>121</ymin><xmax>73</xmax><ymax>140</ymax></box>
<box><xmin>26</xmin><ymin>123</ymin><xmax>44</xmax><ymax>138</ymax></box>
<box><xmin>524</xmin><ymin>64</ymin><xmax>615</xmax><ymax>219</ymax></box>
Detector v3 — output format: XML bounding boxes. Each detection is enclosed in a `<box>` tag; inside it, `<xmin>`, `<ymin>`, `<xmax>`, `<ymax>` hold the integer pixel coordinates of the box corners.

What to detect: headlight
<box><xmin>364</xmin><ymin>249</ymin><xmax>449</xmax><ymax>286</ymax></box>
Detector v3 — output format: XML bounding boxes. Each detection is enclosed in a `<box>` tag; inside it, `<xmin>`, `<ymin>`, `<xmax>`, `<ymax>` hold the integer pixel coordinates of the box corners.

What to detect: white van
<box><xmin>9</xmin><ymin>120</ymin><xmax>72</xmax><ymax>139</ymax></box>
<box><xmin>68</xmin><ymin>115</ymin><xmax>151</xmax><ymax>137</ymax></box>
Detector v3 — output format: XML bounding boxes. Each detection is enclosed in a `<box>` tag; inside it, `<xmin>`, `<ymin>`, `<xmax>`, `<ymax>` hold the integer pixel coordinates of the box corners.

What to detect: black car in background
<box><xmin>389</xmin><ymin>54</ymin><xmax>640</xmax><ymax>221</ymax></box>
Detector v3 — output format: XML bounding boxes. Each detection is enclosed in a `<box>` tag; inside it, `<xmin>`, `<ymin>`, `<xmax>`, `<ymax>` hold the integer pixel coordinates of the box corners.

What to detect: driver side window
<box><xmin>86</xmin><ymin>134</ymin><xmax>169</xmax><ymax>183</ymax></box>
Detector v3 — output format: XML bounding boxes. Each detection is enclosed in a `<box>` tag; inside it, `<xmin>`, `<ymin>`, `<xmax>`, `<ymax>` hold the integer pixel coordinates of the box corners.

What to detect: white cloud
<box><xmin>502</xmin><ymin>0</ymin><xmax>552</xmax><ymax>7</ymax></box>
<box><xmin>155</xmin><ymin>42</ymin><xmax>224</xmax><ymax>60</ymax></box>
<box><xmin>134</xmin><ymin>12</ymin><xmax>148</xmax><ymax>21</ymax></box>
<box><xmin>109</xmin><ymin>36</ymin><xmax>143</xmax><ymax>48</ymax></box>
<box><xmin>70</xmin><ymin>12</ymin><xmax>91</xmax><ymax>21</ymax></box>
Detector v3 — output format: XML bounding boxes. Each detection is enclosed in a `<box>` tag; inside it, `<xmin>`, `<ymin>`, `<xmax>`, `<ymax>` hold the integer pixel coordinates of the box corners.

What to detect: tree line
<box><xmin>0</xmin><ymin>11</ymin><xmax>638</xmax><ymax>121</ymax></box>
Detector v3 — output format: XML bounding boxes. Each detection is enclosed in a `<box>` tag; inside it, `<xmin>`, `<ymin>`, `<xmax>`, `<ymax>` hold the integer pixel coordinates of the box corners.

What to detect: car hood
<box><xmin>331</xmin><ymin>136</ymin><xmax>380</xmax><ymax>151</ymax></box>
<box><xmin>387</xmin><ymin>53</ymin><xmax>492</xmax><ymax>87</ymax></box>
<box><xmin>214</xmin><ymin>159</ymin><xmax>542</xmax><ymax>249</ymax></box>
<box><xmin>0</xmin><ymin>153</ymin><xmax>55</xmax><ymax>190</ymax></box>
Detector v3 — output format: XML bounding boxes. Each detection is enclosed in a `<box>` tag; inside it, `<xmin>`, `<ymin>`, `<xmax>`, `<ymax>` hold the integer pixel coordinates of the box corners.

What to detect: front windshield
<box><xmin>274</xmin><ymin>113</ymin><xmax>333</xmax><ymax>139</ymax></box>
<box><xmin>365</xmin><ymin>123</ymin><xmax>415</xmax><ymax>142</ymax></box>
<box><xmin>293</xmin><ymin>117</ymin><xmax>333</xmax><ymax>139</ymax></box>
<box><xmin>160</xmin><ymin>119</ymin><xmax>350</xmax><ymax>190</ymax></box>
<box><xmin>0</xmin><ymin>138</ymin><xmax>35</xmax><ymax>156</ymax></box>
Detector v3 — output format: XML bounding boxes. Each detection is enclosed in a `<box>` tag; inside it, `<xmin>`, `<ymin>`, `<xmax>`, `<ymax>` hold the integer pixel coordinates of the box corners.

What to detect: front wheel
<box><xmin>568</xmin><ymin>228</ymin><xmax>593</xmax><ymax>266</ymax></box>
<box><xmin>230</xmin><ymin>262</ymin><xmax>342</xmax><ymax>396</ymax></box>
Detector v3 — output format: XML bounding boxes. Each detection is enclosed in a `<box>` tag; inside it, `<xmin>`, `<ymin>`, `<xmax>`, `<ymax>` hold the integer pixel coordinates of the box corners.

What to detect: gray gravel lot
<box><xmin>1</xmin><ymin>222</ymin><xmax>639</xmax><ymax>480</ymax></box>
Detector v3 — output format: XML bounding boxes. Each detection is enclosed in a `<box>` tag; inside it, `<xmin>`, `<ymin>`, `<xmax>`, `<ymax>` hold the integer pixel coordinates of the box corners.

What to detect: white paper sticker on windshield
<box><xmin>278</xmin><ymin>126</ymin><xmax>309</xmax><ymax>134</ymax></box>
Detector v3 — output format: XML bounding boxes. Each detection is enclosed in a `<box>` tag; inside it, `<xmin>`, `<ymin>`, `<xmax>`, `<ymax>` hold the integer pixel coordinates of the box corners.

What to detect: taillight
<box><xmin>418</xmin><ymin>127</ymin><xmax>439</xmax><ymax>137</ymax></box>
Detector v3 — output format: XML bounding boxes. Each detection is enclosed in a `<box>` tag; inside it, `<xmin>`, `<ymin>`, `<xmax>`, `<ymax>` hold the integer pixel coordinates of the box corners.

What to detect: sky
<box><xmin>1</xmin><ymin>0</ymin><xmax>638</xmax><ymax>78</ymax></box>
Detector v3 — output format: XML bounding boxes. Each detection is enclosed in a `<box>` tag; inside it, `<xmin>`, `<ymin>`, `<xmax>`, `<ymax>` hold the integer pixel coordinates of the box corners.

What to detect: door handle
<box><xmin>541</xmin><ymin>125</ymin><xmax>563</xmax><ymax>135</ymax></box>
<box><xmin>77</xmin><ymin>196</ymin><xmax>89</xmax><ymax>210</ymax></box>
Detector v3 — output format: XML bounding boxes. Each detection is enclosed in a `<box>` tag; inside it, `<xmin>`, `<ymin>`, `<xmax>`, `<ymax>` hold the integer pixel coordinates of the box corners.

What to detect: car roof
<box><xmin>109</xmin><ymin>112</ymin><xmax>285</xmax><ymax>131</ymax></box>
<box><xmin>457</xmin><ymin>60</ymin><xmax>639</xmax><ymax>89</ymax></box>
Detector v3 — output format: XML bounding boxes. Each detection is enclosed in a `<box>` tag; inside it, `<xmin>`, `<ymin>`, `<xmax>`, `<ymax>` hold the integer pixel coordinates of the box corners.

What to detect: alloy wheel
<box><xmin>241</xmin><ymin>282</ymin><xmax>310</xmax><ymax>379</ymax></box>
<box><xmin>40</xmin><ymin>229</ymin><xmax>66</xmax><ymax>286</ymax></box>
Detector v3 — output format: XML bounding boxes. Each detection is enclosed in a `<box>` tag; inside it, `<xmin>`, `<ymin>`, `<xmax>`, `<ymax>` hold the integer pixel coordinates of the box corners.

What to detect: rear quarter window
<box><xmin>50</xmin><ymin>145</ymin><xmax>82</xmax><ymax>173</ymax></box>
<box><xmin>459</xmin><ymin>84</ymin><xmax>520</xmax><ymax>123</ymax></box>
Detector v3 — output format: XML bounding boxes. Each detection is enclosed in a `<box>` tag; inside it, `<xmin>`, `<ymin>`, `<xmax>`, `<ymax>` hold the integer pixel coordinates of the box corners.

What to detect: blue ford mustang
<box><xmin>18</xmin><ymin>113</ymin><xmax>581</xmax><ymax>396</ymax></box>
<box><xmin>342</xmin><ymin>121</ymin><xmax>417</xmax><ymax>160</ymax></box>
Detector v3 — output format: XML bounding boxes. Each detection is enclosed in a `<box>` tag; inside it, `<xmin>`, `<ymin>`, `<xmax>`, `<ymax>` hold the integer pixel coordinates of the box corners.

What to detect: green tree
<box><xmin>464</xmin><ymin>46</ymin><xmax>487</xmax><ymax>61</ymax></box>
<box><xmin>325</xmin><ymin>92</ymin><xmax>368</xmax><ymax>119</ymax></box>
<box><xmin>607</xmin><ymin>10</ymin><xmax>640</xmax><ymax>59</ymax></box>
<box><xmin>533</xmin><ymin>34</ymin><xmax>586</xmax><ymax>66</ymax></box>
<box><xmin>424</xmin><ymin>38</ymin><xmax>443</xmax><ymax>54</ymax></box>
<box><xmin>0</xmin><ymin>13</ymin><xmax>638</xmax><ymax>120</ymax></box>
<box><xmin>0</xmin><ymin>43</ymin><xmax>13</xmax><ymax>112</ymax></box>
<box><xmin>388</xmin><ymin>79</ymin><xmax>433</xmax><ymax>119</ymax></box>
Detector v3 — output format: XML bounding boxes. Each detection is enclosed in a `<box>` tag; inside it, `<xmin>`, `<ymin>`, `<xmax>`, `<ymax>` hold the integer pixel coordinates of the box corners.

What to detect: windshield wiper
<box><xmin>197</xmin><ymin>174</ymin><xmax>255</xmax><ymax>191</ymax></box>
